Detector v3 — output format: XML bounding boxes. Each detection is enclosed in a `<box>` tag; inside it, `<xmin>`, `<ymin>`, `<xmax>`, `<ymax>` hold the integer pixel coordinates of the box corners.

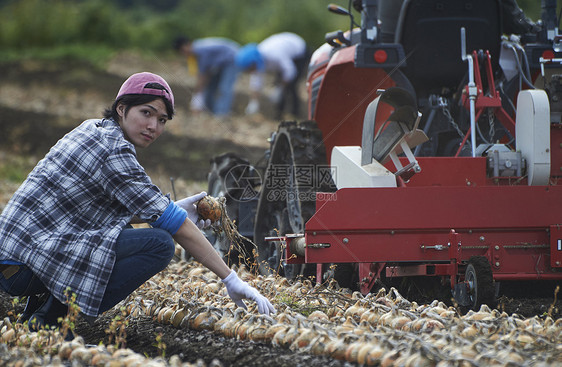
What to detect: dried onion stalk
<box><xmin>197</xmin><ymin>195</ymin><xmax>257</xmax><ymax>264</ymax></box>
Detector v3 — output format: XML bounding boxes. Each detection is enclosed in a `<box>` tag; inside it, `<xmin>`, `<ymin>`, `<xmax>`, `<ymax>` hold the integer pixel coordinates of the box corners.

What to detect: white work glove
<box><xmin>245</xmin><ymin>98</ymin><xmax>260</xmax><ymax>115</ymax></box>
<box><xmin>190</xmin><ymin>92</ymin><xmax>205</xmax><ymax>112</ymax></box>
<box><xmin>175</xmin><ymin>191</ymin><xmax>212</xmax><ymax>229</ymax></box>
<box><xmin>222</xmin><ymin>270</ymin><xmax>276</xmax><ymax>315</ymax></box>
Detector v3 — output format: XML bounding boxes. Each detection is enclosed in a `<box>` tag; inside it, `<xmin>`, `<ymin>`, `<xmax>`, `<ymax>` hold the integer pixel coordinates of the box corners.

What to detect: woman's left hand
<box><xmin>175</xmin><ymin>191</ymin><xmax>212</xmax><ymax>229</ymax></box>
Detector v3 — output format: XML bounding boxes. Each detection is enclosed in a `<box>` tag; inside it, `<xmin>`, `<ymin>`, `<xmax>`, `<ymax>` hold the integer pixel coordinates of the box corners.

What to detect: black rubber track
<box><xmin>253</xmin><ymin>121</ymin><xmax>335</xmax><ymax>279</ymax></box>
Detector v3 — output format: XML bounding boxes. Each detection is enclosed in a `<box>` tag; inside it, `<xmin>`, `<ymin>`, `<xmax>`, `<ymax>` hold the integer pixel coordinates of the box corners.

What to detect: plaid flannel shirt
<box><xmin>0</xmin><ymin>118</ymin><xmax>170</xmax><ymax>316</ymax></box>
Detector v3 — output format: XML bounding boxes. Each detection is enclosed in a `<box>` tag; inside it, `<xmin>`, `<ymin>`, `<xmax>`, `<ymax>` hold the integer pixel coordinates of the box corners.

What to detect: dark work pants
<box><xmin>0</xmin><ymin>227</ymin><xmax>175</xmax><ymax>316</ymax></box>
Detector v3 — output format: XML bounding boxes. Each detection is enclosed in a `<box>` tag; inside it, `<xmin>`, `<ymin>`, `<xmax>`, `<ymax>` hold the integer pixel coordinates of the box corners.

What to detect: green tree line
<box><xmin>0</xmin><ymin>0</ymin><xmax>546</xmax><ymax>58</ymax></box>
<box><xmin>0</xmin><ymin>0</ymin><xmax>352</xmax><ymax>52</ymax></box>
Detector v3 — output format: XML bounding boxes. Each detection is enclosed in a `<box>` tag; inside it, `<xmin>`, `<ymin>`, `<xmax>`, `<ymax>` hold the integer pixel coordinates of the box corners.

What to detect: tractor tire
<box><xmin>253</xmin><ymin>121</ymin><xmax>336</xmax><ymax>279</ymax></box>
<box><xmin>465</xmin><ymin>256</ymin><xmax>496</xmax><ymax>310</ymax></box>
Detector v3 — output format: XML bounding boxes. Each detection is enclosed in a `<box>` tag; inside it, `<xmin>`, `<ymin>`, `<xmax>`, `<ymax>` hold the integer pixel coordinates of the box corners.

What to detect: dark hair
<box><xmin>173</xmin><ymin>36</ymin><xmax>191</xmax><ymax>50</ymax></box>
<box><xmin>103</xmin><ymin>94</ymin><xmax>174</xmax><ymax>121</ymax></box>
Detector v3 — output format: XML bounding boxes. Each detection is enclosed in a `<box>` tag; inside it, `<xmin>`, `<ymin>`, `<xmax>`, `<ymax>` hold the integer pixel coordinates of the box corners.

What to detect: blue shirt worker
<box><xmin>236</xmin><ymin>32</ymin><xmax>308</xmax><ymax>120</ymax></box>
<box><xmin>0</xmin><ymin>72</ymin><xmax>275</xmax><ymax>334</ymax></box>
<box><xmin>175</xmin><ymin>37</ymin><xmax>240</xmax><ymax>117</ymax></box>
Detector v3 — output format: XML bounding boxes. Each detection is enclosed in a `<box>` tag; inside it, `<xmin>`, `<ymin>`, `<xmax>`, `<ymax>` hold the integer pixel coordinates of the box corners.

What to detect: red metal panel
<box><xmin>386</xmin><ymin>157</ymin><xmax>488</xmax><ymax>186</ymax></box>
<box><xmin>307</xmin><ymin>186</ymin><xmax>562</xmax><ymax>232</ymax></box>
<box><xmin>489</xmin><ymin>242</ymin><xmax>555</xmax><ymax>276</ymax></box>
<box><xmin>304</xmin><ymin>185</ymin><xmax>562</xmax><ymax>279</ymax></box>
<box><xmin>305</xmin><ymin>231</ymin><xmax>455</xmax><ymax>263</ymax></box>
<box><xmin>304</xmin><ymin>229</ymin><xmax>545</xmax><ymax>263</ymax></box>
<box><xmin>551</xmin><ymin>125</ymin><xmax>562</xmax><ymax>178</ymax></box>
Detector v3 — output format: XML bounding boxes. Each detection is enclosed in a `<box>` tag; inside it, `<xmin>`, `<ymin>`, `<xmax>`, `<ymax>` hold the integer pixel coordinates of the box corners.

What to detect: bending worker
<box><xmin>0</xmin><ymin>72</ymin><xmax>275</xmax><ymax>332</ymax></box>
<box><xmin>236</xmin><ymin>32</ymin><xmax>308</xmax><ymax>120</ymax></box>
<box><xmin>174</xmin><ymin>36</ymin><xmax>240</xmax><ymax>117</ymax></box>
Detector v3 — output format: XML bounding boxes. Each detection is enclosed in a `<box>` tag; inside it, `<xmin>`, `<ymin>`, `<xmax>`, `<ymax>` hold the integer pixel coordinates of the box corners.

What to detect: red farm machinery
<box><xmin>206</xmin><ymin>0</ymin><xmax>562</xmax><ymax>310</ymax></box>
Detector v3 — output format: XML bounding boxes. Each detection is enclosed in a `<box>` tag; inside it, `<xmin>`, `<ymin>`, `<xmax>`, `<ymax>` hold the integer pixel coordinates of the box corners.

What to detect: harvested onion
<box><xmin>196</xmin><ymin>195</ymin><xmax>223</xmax><ymax>222</ymax></box>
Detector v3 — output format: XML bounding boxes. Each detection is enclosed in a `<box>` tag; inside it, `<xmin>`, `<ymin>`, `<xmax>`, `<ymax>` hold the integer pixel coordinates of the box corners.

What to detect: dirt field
<box><xmin>0</xmin><ymin>54</ymin><xmax>282</xmax><ymax>193</ymax></box>
<box><xmin>0</xmin><ymin>55</ymin><xmax>560</xmax><ymax>366</ymax></box>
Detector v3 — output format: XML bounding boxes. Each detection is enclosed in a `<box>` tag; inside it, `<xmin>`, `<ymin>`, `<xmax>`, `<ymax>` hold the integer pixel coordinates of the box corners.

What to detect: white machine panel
<box><xmin>331</xmin><ymin>146</ymin><xmax>397</xmax><ymax>189</ymax></box>
<box><xmin>515</xmin><ymin>89</ymin><xmax>551</xmax><ymax>185</ymax></box>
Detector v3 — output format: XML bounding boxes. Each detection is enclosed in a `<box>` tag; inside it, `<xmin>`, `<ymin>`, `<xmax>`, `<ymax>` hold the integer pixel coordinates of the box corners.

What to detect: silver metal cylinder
<box><xmin>290</xmin><ymin>237</ymin><xmax>306</xmax><ymax>257</ymax></box>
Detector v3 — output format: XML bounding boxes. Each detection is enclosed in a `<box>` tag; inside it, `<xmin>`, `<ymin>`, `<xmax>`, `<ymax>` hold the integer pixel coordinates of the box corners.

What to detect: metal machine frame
<box><xmin>260</xmin><ymin>0</ymin><xmax>562</xmax><ymax>308</ymax></box>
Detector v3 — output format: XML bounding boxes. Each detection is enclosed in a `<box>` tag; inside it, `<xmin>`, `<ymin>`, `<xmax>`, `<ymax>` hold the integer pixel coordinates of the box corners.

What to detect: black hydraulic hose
<box><xmin>521</xmin><ymin>46</ymin><xmax>533</xmax><ymax>83</ymax></box>
<box><xmin>508</xmin><ymin>44</ymin><xmax>536</xmax><ymax>90</ymax></box>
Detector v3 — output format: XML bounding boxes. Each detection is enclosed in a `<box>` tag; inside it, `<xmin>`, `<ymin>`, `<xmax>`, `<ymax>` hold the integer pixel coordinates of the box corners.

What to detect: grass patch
<box><xmin>0</xmin><ymin>44</ymin><xmax>115</xmax><ymax>70</ymax></box>
<box><xmin>274</xmin><ymin>290</ymin><xmax>327</xmax><ymax>317</ymax></box>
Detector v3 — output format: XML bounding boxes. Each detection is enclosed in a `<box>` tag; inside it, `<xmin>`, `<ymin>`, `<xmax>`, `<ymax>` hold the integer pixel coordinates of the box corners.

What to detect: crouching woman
<box><xmin>0</xmin><ymin>72</ymin><xmax>274</xmax><ymax>332</ymax></box>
